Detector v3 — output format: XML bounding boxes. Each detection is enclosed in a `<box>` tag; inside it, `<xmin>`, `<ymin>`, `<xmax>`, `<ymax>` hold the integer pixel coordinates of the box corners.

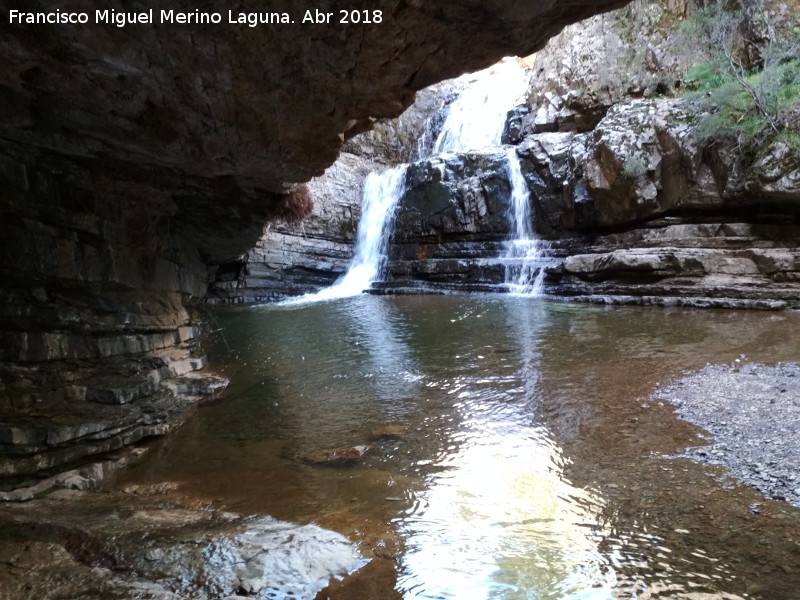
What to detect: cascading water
<box><xmin>502</xmin><ymin>148</ymin><xmax>550</xmax><ymax>296</ymax></box>
<box><xmin>291</xmin><ymin>57</ymin><xmax>544</xmax><ymax>305</ymax></box>
<box><xmin>284</xmin><ymin>164</ymin><xmax>407</xmax><ymax>304</ymax></box>
<box><xmin>428</xmin><ymin>60</ymin><xmax>550</xmax><ymax>296</ymax></box>
<box><xmin>432</xmin><ymin>59</ymin><xmax>531</xmax><ymax>154</ymax></box>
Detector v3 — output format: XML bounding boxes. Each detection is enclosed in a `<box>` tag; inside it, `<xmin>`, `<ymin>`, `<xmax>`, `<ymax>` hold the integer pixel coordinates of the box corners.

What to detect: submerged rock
<box><xmin>304</xmin><ymin>445</ymin><xmax>372</xmax><ymax>466</ymax></box>
<box><xmin>370</xmin><ymin>425</ymin><xmax>408</xmax><ymax>440</ymax></box>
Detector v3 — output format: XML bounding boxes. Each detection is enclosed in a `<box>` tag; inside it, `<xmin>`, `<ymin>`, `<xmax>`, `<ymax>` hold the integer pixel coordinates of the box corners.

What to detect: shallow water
<box><xmin>115</xmin><ymin>295</ymin><xmax>800</xmax><ymax>599</ymax></box>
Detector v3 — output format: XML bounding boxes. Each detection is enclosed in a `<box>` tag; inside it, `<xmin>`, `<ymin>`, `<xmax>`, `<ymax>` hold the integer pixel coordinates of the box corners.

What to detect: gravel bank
<box><xmin>655</xmin><ymin>362</ymin><xmax>800</xmax><ymax>507</ymax></box>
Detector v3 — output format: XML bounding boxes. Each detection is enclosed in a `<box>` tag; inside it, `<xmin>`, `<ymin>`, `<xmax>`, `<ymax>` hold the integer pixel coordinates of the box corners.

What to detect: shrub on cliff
<box><xmin>682</xmin><ymin>0</ymin><xmax>800</xmax><ymax>157</ymax></box>
<box><xmin>278</xmin><ymin>185</ymin><xmax>314</xmax><ymax>223</ymax></box>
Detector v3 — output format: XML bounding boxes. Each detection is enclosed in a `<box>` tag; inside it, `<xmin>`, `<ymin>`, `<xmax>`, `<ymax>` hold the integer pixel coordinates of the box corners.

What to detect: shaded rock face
<box><xmin>384</xmin><ymin>151</ymin><xmax>513</xmax><ymax>290</ymax></box>
<box><xmin>0</xmin><ymin>0</ymin><xmax>630</xmax><ymax>193</ymax></box>
<box><xmin>0</xmin><ymin>149</ymin><xmax>229</xmax><ymax>484</ymax></box>
<box><xmin>206</xmin><ymin>78</ymin><xmax>464</xmax><ymax>304</ymax></box>
<box><xmin>0</xmin><ymin>0</ymin><xmax>632</xmax><ymax>481</ymax></box>
<box><xmin>206</xmin><ymin>152</ymin><xmax>380</xmax><ymax>303</ymax></box>
<box><xmin>514</xmin><ymin>98</ymin><xmax>800</xmax><ymax>307</ymax></box>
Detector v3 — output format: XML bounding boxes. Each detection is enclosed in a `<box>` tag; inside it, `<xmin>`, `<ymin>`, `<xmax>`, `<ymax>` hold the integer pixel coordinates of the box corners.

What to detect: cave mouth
<box><xmin>3</xmin><ymin>0</ymin><xmax>800</xmax><ymax>597</ymax></box>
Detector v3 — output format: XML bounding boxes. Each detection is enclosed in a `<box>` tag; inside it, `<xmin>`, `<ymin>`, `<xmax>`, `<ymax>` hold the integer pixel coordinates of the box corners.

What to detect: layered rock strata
<box><xmin>206</xmin><ymin>81</ymin><xmax>461</xmax><ymax>303</ymax></box>
<box><xmin>0</xmin><ymin>148</ymin><xmax>228</xmax><ymax>487</ymax></box>
<box><xmin>383</xmin><ymin>151</ymin><xmax>514</xmax><ymax>292</ymax></box>
<box><xmin>381</xmin><ymin>99</ymin><xmax>800</xmax><ymax>308</ymax></box>
<box><xmin>205</xmin><ymin>153</ymin><xmax>380</xmax><ymax>303</ymax></box>
<box><xmin>519</xmin><ymin>100</ymin><xmax>800</xmax><ymax>308</ymax></box>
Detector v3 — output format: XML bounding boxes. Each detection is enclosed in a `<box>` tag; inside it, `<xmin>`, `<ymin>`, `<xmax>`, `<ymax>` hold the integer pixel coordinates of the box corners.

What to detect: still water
<box><xmin>115</xmin><ymin>295</ymin><xmax>800</xmax><ymax>599</ymax></box>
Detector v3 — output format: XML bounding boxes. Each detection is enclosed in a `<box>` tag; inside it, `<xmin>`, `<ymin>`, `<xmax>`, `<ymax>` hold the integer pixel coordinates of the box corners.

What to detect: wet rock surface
<box><xmin>384</xmin><ymin>150</ymin><xmax>514</xmax><ymax>291</ymax></box>
<box><xmin>656</xmin><ymin>362</ymin><xmax>800</xmax><ymax>506</ymax></box>
<box><xmin>206</xmin><ymin>152</ymin><xmax>382</xmax><ymax>303</ymax></box>
<box><xmin>0</xmin><ymin>489</ymin><xmax>365</xmax><ymax>600</ymax></box>
<box><xmin>376</xmin><ymin>97</ymin><xmax>800</xmax><ymax>306</ymax></box>
<box><xmin>303</xmin><ymin>444</ymin><xmax>372</xmax><ymax>466</ymax></box>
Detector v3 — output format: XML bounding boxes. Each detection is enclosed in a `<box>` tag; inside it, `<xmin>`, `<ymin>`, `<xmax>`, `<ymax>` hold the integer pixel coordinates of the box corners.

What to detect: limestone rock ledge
<box><xmin>374</xmin><ymin>99</ymin><xmax>800</xmax><ymax>307</ymax></box>
<box><xmin>0</xmin><ymin>490</ymin><xmax>363</xmax><ymax>599</ymax></box>
<box><xmin>206</xmin><ymin>152</ymin><xmax>381</xmax><ymax>303</ymax></box>
<box><xmin>518</xmin><ymin>99</ymin><xmax>800</xmax><ymax>308</ymax></box>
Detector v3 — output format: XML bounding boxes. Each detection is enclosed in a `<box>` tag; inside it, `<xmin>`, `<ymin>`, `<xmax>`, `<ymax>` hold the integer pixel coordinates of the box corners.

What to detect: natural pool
<box><xmin>114</xmin><ymin>295</ymin><xmax>800</xmax><ymax>599</ymax></box>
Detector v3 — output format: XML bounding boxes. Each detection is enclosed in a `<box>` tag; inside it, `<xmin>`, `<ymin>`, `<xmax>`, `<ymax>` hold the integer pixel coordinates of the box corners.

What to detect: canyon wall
<box><xmin>205</xmin><ymin>82</ymin><xmax>458</xmax><ymax>302</ymax></box>
<box><xmin>378</xmin><ymin>98</ymin><xmax>800</xmax><ymax>309</ymax></box>
<box><xmin>518</xmin><ymin>99</ymin><xmax>800</xmax><ymax>309</ymax></box>
<box><xmin>358</xmin><ymin>2</ymin><xmax>800</xmax><ymax>309</ymax></box>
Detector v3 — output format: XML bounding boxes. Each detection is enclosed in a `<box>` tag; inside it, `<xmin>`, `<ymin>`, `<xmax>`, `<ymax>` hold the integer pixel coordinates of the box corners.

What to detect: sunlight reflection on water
<box><xmin>398</xmin><ymin>427</ymin><xmax>615</xmax><ymax>600</ymax></box>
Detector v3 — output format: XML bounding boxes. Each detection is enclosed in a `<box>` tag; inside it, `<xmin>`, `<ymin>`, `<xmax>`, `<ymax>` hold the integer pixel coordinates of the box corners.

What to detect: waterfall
<box><xmin>285</xmin><ymin>164</ymin><xmax>408</xmax><ymax>304</ymax></box>
<box><xmin>426</xmin><ymin>60</ymin><xmax>550</xmax><ymax>296</ymax></box>
<box><xmin>502</xmin><ymin>148</ymin><xmax>549</xmax><ymax>296</ymax></box>
<box><xmin>287</xmin><ymin>58</ymin><xmax>542</xmax><ymax>305</ymax></box>
<box><xmin>432</xmin><ymin>60</ymin><xmax>530</xmax><ymax>155</ymax></box>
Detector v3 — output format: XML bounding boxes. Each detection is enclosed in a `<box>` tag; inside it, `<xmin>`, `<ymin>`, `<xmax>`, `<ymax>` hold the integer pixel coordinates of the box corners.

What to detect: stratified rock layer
<box><xmin>206</xmin><ymin>152</ymin><xmax>379</xmax><ymax>303</ymax></box>
<box><xmin>0</xmin><ymin>490</ymin><xmax>364</xmax><ymax>599</ymax></box>
<box><xmin>366</xmin><ymin>97</ymin><xmax>793</xmax><ymax>307</ymax></box>
<box><xmin>519</xmin><ymin>99</ymin><xmax>800</xmax><ymax>307</ymax></box>
<box><xmin>385</xmin><ymin>151</ymin><xmax>513</xmax><ymax>291</ymax></box>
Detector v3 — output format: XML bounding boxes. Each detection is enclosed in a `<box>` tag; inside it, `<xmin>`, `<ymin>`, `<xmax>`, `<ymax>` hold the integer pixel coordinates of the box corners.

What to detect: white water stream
<box><xmin>502</xmin><ymin>148</ymin><xmax>550</xmax><ymax>295</ymax></box>
<box><xmin>283</xmin><ymin>164</ymin><xmax>408</xmax><ymax>304</ymax></box>
<box><xmin>432</xmin><ymin>59</ymin><xmax>531</xmax><ymax>154</ymax></box>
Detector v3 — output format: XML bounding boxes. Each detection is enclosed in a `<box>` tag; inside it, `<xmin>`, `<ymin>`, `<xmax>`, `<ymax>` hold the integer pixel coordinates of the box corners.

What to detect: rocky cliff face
<box><xmin>519</xmin><ymin>99</ymin><xmax>800</xmax><ymax>308</ymax></box>
<box><xmin>205</xmin><ymin>82</ymin><xmax>460</xmax><ymax>303</ymax></box>
<box><xmin>0</xmin><ymin>0</ymin><xmax>632</xmax><ymax>483</ymax></box>
<box><xmin>373</xmin><ymin>96</ymin><xmax>800</xmax><ymax>308</ymax></box>
<box><xmin>206</xmin><ymin>152</ymin><xmax>379</xmax><ymax>303</ymax></box>
<box><xmin>384</xmin><ymin>151</ymin><xmax>513</xmax><ymax>291</ymax></box>
<box><xmin>374</xmin><ymin>1</ymin><xmax>800</xmax><ymax>309</ymax></box>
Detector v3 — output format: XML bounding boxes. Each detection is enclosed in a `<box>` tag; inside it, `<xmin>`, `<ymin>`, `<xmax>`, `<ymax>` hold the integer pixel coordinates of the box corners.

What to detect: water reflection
<box><xmin>115</xmin><ymin>295</ymin><xmax>800</xmax><ymax>599</ymax></box>
<box><xmin>339</xmin><ymin>294</ymin><xmax>422</xmax><ymax>402</ymax></box>
<box><xmin>399</xmin><ymin>428</ymin><xmax>614</xmax><ymax>599</ymax></box>
<box><xmin>397</xmin><ymin>298</ymin><xmax>613</xmax><ymax>599</ymax></box>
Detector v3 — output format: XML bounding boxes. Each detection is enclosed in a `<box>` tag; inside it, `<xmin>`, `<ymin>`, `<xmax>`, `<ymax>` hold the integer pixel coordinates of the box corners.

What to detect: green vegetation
<box><xmin>681</xmin><ymin>0</ymin><xmax>800</xmax><ymax>156</ymax></box>
<box><xmin>621</xmin><ymin>155</ymin><xmax>649</xmax><ymax>179</ymax></box>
